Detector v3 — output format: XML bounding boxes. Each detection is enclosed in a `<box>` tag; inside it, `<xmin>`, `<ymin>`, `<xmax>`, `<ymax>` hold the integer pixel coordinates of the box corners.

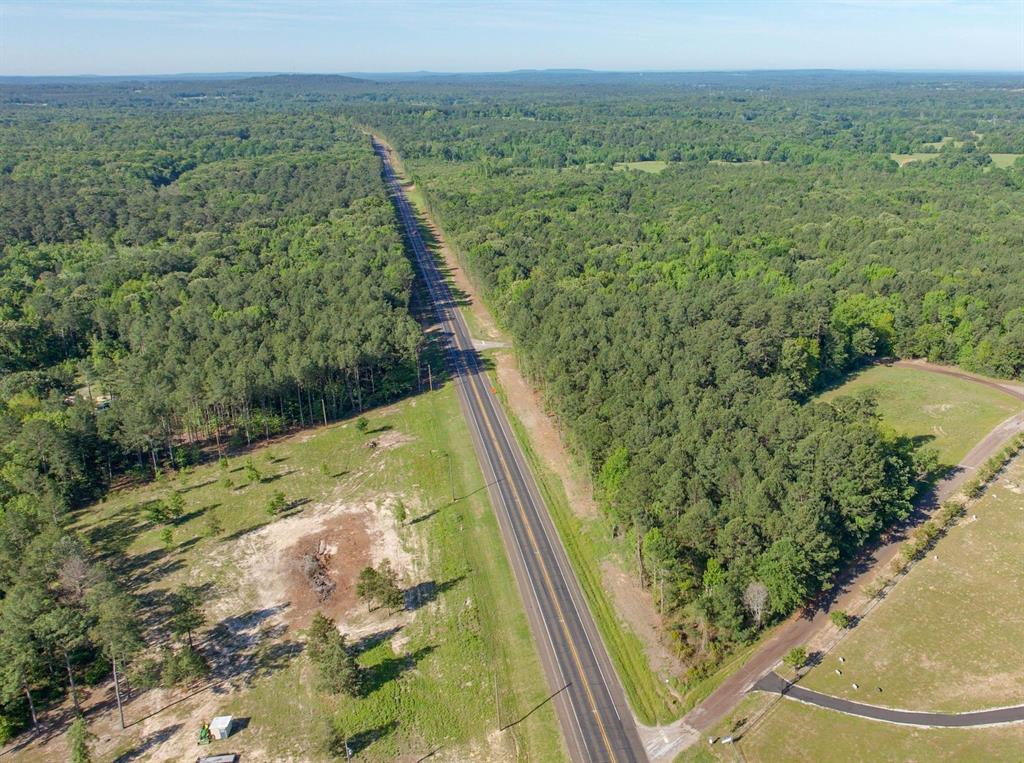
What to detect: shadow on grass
<box><xmin>408</xmin><ymin>508</ymin><xmax>439</xmax><ymax>525</ymax></box>
<box><xmin>328</xmin><ymin>719</ymin><xmax>399</xmax><ymax>757</ymax></box>
<box><xmin>362</xmin><ymin>645</ymin><xmax>435</xmax><ymax>696</ymax></box>
<box><xmin>352</xmin><ymin>626</ymin><xmax>403</xmax><ymax>655</ymax></box>
<box><xmin>179</xmin><ymin>479</ymin><xmax>216</xmax><ymax>494</ymax></box>
<box><xmin>85</xmin><ymin>500</ymin><xmax>159</xmax><ymax>558</ymax></box>
<box><xmin>112</xmin><ymin>723</ymin><xmax>183</xmax><ymax>761</ymax></box>
<box><xmin>261</xmin><ymin>469</ymin><xmax>296</xmax><ymax>484</ymax></box>
<box><xmin>403</xmin><ymin>576</ymin><xmax>464</xmax><ymax>612</ymax></box>
<box><xmin>501</xmin><ymin>682</ymin><xmax>571</xmax><ymax>731</ymax></box>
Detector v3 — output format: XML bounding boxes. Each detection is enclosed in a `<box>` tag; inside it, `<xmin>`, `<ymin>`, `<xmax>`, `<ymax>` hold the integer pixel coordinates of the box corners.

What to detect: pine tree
<box><xmin>170</xmin><ymin>585</ymin><xmax>205</xmax><ymax>649</ymax></box>
<box><xmin>67</xmin><ymin>716</ymin><xmax>93</xmax><ymax>763</ymax></box>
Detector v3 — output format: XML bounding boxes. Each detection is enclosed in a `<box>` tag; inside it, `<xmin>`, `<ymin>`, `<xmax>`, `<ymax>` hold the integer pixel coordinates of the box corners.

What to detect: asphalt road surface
<box><xmin>753</xmin><ymin>672</ymin><xmax>1024</xmax><ymax>727</ymax></box>
<box><xmin>374</xmin><ymin>139</ymin><xmax>646</xmax><ymax>763</ymax></box>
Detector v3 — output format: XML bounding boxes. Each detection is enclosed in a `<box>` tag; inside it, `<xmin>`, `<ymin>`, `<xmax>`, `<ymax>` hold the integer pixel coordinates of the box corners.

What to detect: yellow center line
<box><xmin>381</xmin><ymin>154</ymin><xmax>620</xmax><ymax>760</ymax></box>
<box><xmin>461</xmin><ymin>361</ymin><xmax>619</xmax><ymax>763</ymax></box>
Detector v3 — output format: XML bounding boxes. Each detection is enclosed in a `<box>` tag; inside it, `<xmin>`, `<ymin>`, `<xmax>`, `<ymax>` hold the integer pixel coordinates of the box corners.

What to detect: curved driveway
<box><xmin>753</xmin><ymin>672</ymin><xmax>1024</xmax><ymax>728</ymax></box>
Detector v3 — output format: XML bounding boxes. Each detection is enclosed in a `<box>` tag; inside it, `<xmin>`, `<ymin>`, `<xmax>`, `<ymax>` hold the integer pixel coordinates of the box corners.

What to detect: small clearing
<box><xmin>613</xmin><ymin>160</ymin><xmax>669</xmax><ymax>173</ymax></box>
<box><xmin>989</xmin><ymin>152</ymin><xmax>1022</xmax><ymax>169</ymax></box>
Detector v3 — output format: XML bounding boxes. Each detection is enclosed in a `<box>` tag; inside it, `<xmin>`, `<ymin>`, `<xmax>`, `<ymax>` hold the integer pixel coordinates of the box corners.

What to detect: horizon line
<box><xmin>2</xmin><ymin>66</ymin><xmax>1022</xmax><ymax>80</ymax></box>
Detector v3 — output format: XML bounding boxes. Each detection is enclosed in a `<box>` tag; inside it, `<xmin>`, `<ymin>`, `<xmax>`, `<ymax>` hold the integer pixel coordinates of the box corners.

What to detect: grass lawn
<box><xmin>989</xmin><ymin>153</ymin><xmax>1022</xmax><ymax>169</ymax></box>
<box><xmin>66</xmin><ymin>385</ymin><xmax>563</xmax><ymax>762</ymax></box>
<box><xmin>733</xmin><ymin>699</ymin><xmax>1024</xmax><ymax>763</ymax></box>
<box><xmin>819</xmin><ymin>364</ymin><xmax>1021</xmax><ymax>467</ymax></box>
<box><xmin>613</xmin><ymin>160</ymin><xmax>669</xmax><ymax>173</ymax></box>
<box><xmin>798</xmin><ymin>455</ymin><xmax>1024</xmax><ymax>712</ymax></box>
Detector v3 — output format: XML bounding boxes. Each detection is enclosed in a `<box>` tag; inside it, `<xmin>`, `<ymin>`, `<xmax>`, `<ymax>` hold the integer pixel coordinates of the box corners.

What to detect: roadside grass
<box><xmin>819</xmin><ymin>364</ymin><xmax>1021</xmax><ymax>467</ymax></box>
<box><xmin>71</xmin><ymin>386</ymin><xmax>563</xmax><ymax>762</ymax></box>
<box><xmin>490</xmin><ymin>378</ymin><xmax>681</xmax><ymax>726</ymax></box>
<box><xmin>728</xmin><ymin>699</ymin><xmax>1024</xmax><ymax>763</ymax></box>
<box><xmin>613</xmin><ymin>160</ymin><xmax>669</xmax><ymax>173</ymax></box>
<box><xmin>990</xmin><ymin>152</ymin><xmax>1022</xmax><ymax>169</ymax></box>
<box><xmin>797</xmin><ymin>455</ymin><xmax>1024</xmax><ymax>713</ymax></box>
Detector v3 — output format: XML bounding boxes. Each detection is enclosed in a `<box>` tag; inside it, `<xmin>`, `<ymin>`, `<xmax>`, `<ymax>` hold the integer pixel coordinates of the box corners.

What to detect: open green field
<box><xmin>891</xmin><ymin>151</ymin><xmax>1021</xmax><ymax>169</ymax></box>
<box><xmin>678</xmin><ymin>691</ymin><xmax>1024</xmax><ymax>763</ymax></box>
<box><xmin>890</xmin><ymin>152</ymin><xmax>940</xmax><ymax>166</ymax></box>
<box><xmin>733</xmin><ymin>699</ymin><xmax>1024</xmax><ymax>763</ymax></box>
<box><xmin>613</xmin><ymin>160</ymin><xmax>669</xmax><ymax>173</ymax></box>
<box><xmin>989</xmin><ymin>153</ymin><xmax>1023</xmax><ymax>169</ymax></box>
<box><xmin>820</xmin><ymin>364</ymin><xmax>1021</xmax><ymax>467</ymax></box>
<box><xmin>53</xmin><ymin>386</ymin><xmax>563</xmax><ymax>762</ymax></box>
<box><xmin>799</xmin><ymin>455</ymin><xmax>1024</xmax><ymax>712</ymax></box>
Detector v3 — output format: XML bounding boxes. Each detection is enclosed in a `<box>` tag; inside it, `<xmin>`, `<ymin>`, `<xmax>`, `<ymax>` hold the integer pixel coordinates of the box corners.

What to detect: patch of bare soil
<box><xmin>601</xmin><ymin>561</ymin><xmax>685</xmax><ymax>690</ymax></box>
<box><xmin>229</xmin><ymin>494</ymin><xmax>416</xmax><ymax>632</ymax></box>
<box><xmin>368</xmin><ymin>430</ymin><xmax>415</xmax><ymax>452</ymax></box>
<box><xmin>495</xmin><ymin>350</ymin><xmax>599</xmax><ymax>519</ymax></box>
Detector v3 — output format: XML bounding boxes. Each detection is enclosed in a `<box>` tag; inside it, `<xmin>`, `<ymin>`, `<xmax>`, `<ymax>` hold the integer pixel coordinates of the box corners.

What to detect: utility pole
<box><xmin>446</xmin><ymin>450</ymin><xmax>454</xmax><ymax>502</ymax></box>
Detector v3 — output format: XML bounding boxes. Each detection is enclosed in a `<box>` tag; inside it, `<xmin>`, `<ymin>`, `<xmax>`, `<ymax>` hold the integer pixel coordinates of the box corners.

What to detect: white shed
<box><xmin>209</xmin><ymin>716</ymin><xmax>234</xmax><ymax>741</ymax></box>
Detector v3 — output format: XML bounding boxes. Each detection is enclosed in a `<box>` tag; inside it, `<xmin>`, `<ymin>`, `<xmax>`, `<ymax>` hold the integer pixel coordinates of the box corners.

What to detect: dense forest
<box><xmin>355</xmin><ymin>73</ymin><xmax>1024</xmax><ymax>670</ymax></box>
<box><xmin>0</xmin><ymin>102</ymin><xmax>421</xmax><ymax>738</ymax></box>
<box><xmin>0</xmin><ymin>72</ymin><xmax>1021</xmax><ymax>734</ymax></box>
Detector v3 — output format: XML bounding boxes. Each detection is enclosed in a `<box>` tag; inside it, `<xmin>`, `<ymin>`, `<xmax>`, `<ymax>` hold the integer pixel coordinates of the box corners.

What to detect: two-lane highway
<box><xmin>374</xmin><ymin>138</ymin><xmax>646</xmax><ymax>763</ymax></box>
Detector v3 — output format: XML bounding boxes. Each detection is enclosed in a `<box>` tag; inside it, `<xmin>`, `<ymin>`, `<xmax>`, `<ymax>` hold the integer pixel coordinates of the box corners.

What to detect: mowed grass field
<box><xmin>890</xmin><ymin>151</ymin><xmax>1022</xmax><ymax>168</ymax></box>
<box><xmin>799</xmin><ymin>455</ymin><xmax>1024</xmax><ymax>712</ymax></box>
<box><xmin>729</xmin><ymin>699</ymin><xmax>1024</xmax><ymax>763</ymax></box>
<box><xmin>820</xmin><ymin>365</ymin><xmax>1021</xmax><ymax>467</ymax></box>
<box><xmin>61</xmin><ymin>386</ymin><xmax>564</xmax><ymax>762</ymax></box>
<box><xmin>890</xmin><ymin>152</ymin><xmax>940</xmax><ymax>166</ymax></box>
<box><xmin>613</xmin><ymin>160</ymin><xmax>669</xmax><ymax>173</ymax></box>
<box><xmin>989</xmin><ymin>153</ymin><xmax>1023</xmax><ymax>169</ymax></box>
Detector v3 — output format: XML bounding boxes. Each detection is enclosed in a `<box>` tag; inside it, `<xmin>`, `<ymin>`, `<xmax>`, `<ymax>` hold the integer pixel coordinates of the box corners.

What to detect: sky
<box><xmin>1</xmin><ymin>0</ymin><xmax>1022</xmax><ymax>76</ymax></box>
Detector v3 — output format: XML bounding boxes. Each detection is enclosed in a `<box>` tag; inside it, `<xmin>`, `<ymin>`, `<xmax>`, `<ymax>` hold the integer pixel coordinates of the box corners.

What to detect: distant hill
<box><xmin>231</xmin><ymin>73</ymin><xmax>377</xmax><ymax>89</ymax></box>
